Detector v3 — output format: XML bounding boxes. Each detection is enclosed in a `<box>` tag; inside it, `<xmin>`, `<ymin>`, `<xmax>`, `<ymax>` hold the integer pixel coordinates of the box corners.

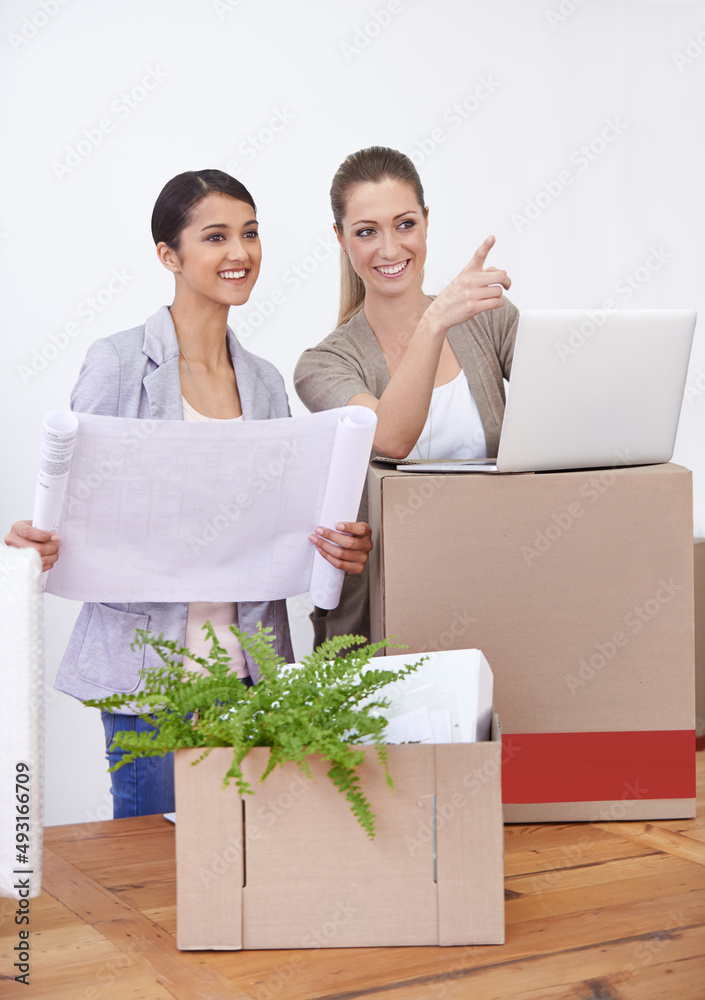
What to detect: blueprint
<box><xmin>38</xmin><ymin>406</ymin><xmax>377</xmax><ymax>607</ymax></box>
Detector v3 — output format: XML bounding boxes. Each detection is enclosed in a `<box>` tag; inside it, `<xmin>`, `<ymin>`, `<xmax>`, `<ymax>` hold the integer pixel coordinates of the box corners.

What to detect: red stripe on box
<box><xmin>501</xmin><ymin>730</ymin><xmax>695</xmax><ymax>804</ymax></box>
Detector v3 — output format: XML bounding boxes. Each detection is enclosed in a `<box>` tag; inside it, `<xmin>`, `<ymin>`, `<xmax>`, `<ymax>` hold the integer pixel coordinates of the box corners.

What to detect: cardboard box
<box><xmin>368</xmin><ymin>462</ymin><xmax>696</xmax><ymax>821</ymax></box>
<box><xmin>174</xmin><ymin>717</ymin><xmax>504</xmax><ymax>950</ymax></box>
<box><xmin>695</xmin><ymin>538</ymin><xmax>705</xmax><ymax>750</ymax></box>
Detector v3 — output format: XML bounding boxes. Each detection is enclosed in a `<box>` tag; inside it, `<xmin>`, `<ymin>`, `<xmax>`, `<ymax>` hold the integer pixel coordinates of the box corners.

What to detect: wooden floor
<box><xmin>2</xmin><ymin>755</ymin><xmax>704</xmax><ymax>1000</ymax></box>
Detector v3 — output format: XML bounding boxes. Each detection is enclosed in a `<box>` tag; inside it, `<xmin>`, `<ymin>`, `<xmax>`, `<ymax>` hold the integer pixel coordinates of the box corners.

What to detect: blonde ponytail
<box><xmin>337</xmin><ymin>251</ymin><xmax>366</xmax><ymax>327</ymax></box>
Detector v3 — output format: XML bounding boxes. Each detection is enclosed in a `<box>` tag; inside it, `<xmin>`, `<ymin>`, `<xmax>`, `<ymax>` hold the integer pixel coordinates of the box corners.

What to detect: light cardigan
<box><xmin>293</xmin><ymin>297</ymin><xmax>519</xmax><ymax>642</ymax></box>
<box><xmin>54</xmin><ymin>306</ymin><xmax>294</xmax><ymax>702</ymax></box>
<box><xmin>294</xmin><ymin>297</ymin><xmax>518</xmax><ymax>459</ymax></box>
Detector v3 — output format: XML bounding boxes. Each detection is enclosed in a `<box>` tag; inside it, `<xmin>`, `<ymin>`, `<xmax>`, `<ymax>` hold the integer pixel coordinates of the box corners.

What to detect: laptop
<box><xmin>398</xmin><ymin>309</ymin><xmax>696</xmax><ymax>474</ymax></box>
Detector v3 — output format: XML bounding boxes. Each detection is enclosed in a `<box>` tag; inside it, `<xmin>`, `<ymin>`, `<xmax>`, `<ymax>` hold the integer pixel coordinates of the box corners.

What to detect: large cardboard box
<box><xmin>368</xmin><ymin>462</ymin><xmax>696</xmax><ymax>821</ymax></box>
<box><xmin>174</xmin><ymin>719</ymin><xmax>504</xmax><ymax>950</ymax></box>
<box><xmin>695</xmin><ymin>538</ymin><xmax>705</xmax><ymax>750</ymax></box>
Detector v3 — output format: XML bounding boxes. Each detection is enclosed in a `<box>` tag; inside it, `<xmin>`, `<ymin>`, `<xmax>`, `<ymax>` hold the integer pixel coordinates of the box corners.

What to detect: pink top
<box><xmin>182</xmin><ymin>397</ymin><xmax>248</xmax><ymax>679</ymax></box>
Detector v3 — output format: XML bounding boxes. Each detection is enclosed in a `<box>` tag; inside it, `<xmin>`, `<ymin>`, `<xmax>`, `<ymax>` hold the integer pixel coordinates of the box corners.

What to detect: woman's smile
<box><xmin>217</xmin><ymin>268</ymin><xmax>249</xmax><ymax>281</ymax></box>
<box><xmin>373</xmin><ymin>260</ymin><xmax>410</xmax><ymax>276</ymax></box>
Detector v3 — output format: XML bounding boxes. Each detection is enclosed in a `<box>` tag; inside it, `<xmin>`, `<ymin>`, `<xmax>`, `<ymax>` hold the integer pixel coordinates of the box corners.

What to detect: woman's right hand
<box><xmin>5</xmin><ymin>521</ymin><xmax>61</xmax><ymax>571</ymax></box>
<box><xmin>423</xmin><ymin>235</ymin><xmax>511</xmax><ymax>333</ymax></box>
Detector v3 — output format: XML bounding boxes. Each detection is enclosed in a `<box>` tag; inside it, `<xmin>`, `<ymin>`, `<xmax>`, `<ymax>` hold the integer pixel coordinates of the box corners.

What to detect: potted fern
<box><xmin>89</xmin><ymin>625</ymin><xmax>505</xmax><ymax>950</ymax></box>
<box><xmin>88</xmin><ymin>623</ymin><xmax>425</xmax><ymax>837</ymax></box>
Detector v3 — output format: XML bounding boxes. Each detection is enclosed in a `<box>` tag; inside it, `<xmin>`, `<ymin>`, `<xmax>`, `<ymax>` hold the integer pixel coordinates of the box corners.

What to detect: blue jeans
<box><xmin>101</xmin><ymin>711</ymin><xmax>176</xmax><ymax>819</ymax></box>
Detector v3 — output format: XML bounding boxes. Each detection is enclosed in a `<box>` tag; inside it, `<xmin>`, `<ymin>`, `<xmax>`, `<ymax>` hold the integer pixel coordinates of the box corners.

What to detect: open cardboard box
<box><xmin>695</xmin><ymin>538</ymin><xmax>705</xmax><ymax>750</ymax></box>
<box><xmin>174</xmin><ymin>715</ymin><xmax>504</xmax><ymax>950</ymax></box>
<box><xmin>368</xmin><ymin>462</ymin><xmax>696</xmax><ymax>821</ymax></box>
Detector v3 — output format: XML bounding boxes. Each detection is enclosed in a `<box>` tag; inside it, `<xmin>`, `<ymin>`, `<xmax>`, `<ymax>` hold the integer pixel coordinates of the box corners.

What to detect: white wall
<box><xmin>1</xmin><ymin>0</ymin><xmax>703</xmax><ymax>825</ymax></box>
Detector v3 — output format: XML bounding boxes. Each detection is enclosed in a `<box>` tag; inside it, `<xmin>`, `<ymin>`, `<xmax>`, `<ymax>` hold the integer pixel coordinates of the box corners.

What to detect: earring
<box><xmin>343</xmin><ymin>250</ymin><xmax>347</xmax><ymax>255</ymax></box>
<box><xmin>173</xmin><ymin>266</ymin><xmax>179</xmax><ymax>271</ymax></box>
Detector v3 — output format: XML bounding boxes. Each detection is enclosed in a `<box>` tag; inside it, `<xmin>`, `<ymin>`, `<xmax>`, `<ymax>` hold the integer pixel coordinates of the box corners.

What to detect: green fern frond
<box><xmin>87</xmin><ymin>623</ymin><xmax>426</xmax><ymax>835</ymax></box>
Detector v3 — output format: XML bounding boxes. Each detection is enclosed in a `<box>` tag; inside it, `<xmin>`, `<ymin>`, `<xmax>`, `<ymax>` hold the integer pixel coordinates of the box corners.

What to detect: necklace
<box><xmin>414</xmin><ymin>398</ymin><xmax>434</xmax><ymax>460</ymax></box>
<box><xmin>179</xmin><ymin>347</ymin><xmax>212</xmax><ymax>421</ymax></box>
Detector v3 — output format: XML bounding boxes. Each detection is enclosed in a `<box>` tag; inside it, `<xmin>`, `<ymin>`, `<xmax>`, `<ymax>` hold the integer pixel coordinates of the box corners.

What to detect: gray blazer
<box><xmin>54</xmin><ymin>306</ymin><xmax>294</xmax><ymax>701</ymax></box>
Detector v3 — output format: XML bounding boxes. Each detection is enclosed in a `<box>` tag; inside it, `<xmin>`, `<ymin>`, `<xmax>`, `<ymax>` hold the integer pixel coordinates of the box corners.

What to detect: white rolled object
<box><xmin>0</xmin><ymin>547</ymin><xmax>44</xmax><ymax>899</ymax></box>
<box><xmin>32</xmin><ymin>409</ymin><xmax>79</xmax><ymax>534</ymax></box>
<box><xmin>308</xmin><ymin>405</ymin><xmax>378</xmax><ymax>610</ymax></box>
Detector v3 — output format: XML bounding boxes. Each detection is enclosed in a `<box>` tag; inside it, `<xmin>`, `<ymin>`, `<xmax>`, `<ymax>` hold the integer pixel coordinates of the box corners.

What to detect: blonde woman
<box><xmin>295</xmin><ymin>146</ymin><xmax>519</xmax><ymax>644</ymax></box>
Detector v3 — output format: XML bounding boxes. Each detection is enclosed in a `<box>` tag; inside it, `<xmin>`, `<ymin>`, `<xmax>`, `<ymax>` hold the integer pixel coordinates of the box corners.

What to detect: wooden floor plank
<box><xmin>93</xmin><ymin>916</ymin><xmax>254</xmax><ymax>1000</ymax></box>
<box><xmin>214</xmin><ymin>895</ymin><xmax>705</xmax><ymax>1000</ymax></box>
<box><xmin>615</xmin><ymin>954</ymin><xmax>705</xmax><ymax>1000</ymax></box>
<box><xmin>481</xmin><ymin>953</ymin><xmax>705</xmax><ymax>1000</ymax></box>
<box><xmin>43</xmin><ymin>813</ymin><xmax>169</xmax><ymax>846</ymax></box>
<box><xmin>54</xmin><ymin>828</ymin><xmax>176</xmax><ymax>871</ymax></box>
<box><xmin>505</xmin><ymin>854</ymin><xmax>704</xmax><ymax>922</ymax></box>
<box><xmin>0</xmin><ymin>889</ymin><xmax>79</xmax><ymax>936</ymax></box>
<box><xmin>503</xmin><ymin>824</ymin><xmax>659</xmax><ymax>879</ymax></box>
<box><xmin>506</xmin><ymin>849</ymin><xmax>695</xmax><ymax>894</ymax></box>
<box><xmin>40</xmin><ymin>848</ymin><xmax>251</xmax><ymax>1000</ymax></box>
<box><xmin>142</xmin><ymin>905</ymin><xmax>177</xmax><ymax>935</ymax></box>
<box><xmin>15</xmin><ymin>752</ymin><xmax>702</xmax><ymax>1000</ymax></box>
<box><xmin>42</xmin><ymin>847</ymin><xmax>148</xmax><ymax>925</ymax></box>
<box><xmin>315</xmin><ymin>924</ymin><xmax>705</xmax><ymax>1000</ymax></box>
<box><xmin>507</xmin><ymin>880</ymin><xmax>703</xmax><ymax>929</ymax></box>
<box><xmin>192</xmin><ymin>891</ymin><xmax>703</xmax><ymax>1000</ymax></box>
<box><xmin>592</xmin><ymin>821</ymin><xmax>705</xmax><ymax>866</ymax></box>
<box><xmin>12</xmin><ymin>955</ymin><xmax>179</xmax><ymax>1000</ymax></box>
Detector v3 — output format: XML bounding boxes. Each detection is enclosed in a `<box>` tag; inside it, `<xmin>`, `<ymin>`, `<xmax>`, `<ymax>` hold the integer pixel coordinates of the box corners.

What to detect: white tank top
<box><xmin>407</xmin><ymin>370</ymin><xmax>487</xmax><ymax>461</ymax></box>
<box><xmin>182</xmin><ymin>397</ymin><xmax>248</xmax><ymax>678</ymax></box>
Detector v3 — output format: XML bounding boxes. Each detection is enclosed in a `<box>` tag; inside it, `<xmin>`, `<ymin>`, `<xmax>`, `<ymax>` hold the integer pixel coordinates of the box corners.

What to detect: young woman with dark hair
<box><xmin>295</xmin><ymin>147</ymin><xmax>519</xmax><ymax>644</ymax></box>
<box><xmin>6</xmin><ymin>169</ymin><xmax>372</xmax><ymax>817</ymax></box>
